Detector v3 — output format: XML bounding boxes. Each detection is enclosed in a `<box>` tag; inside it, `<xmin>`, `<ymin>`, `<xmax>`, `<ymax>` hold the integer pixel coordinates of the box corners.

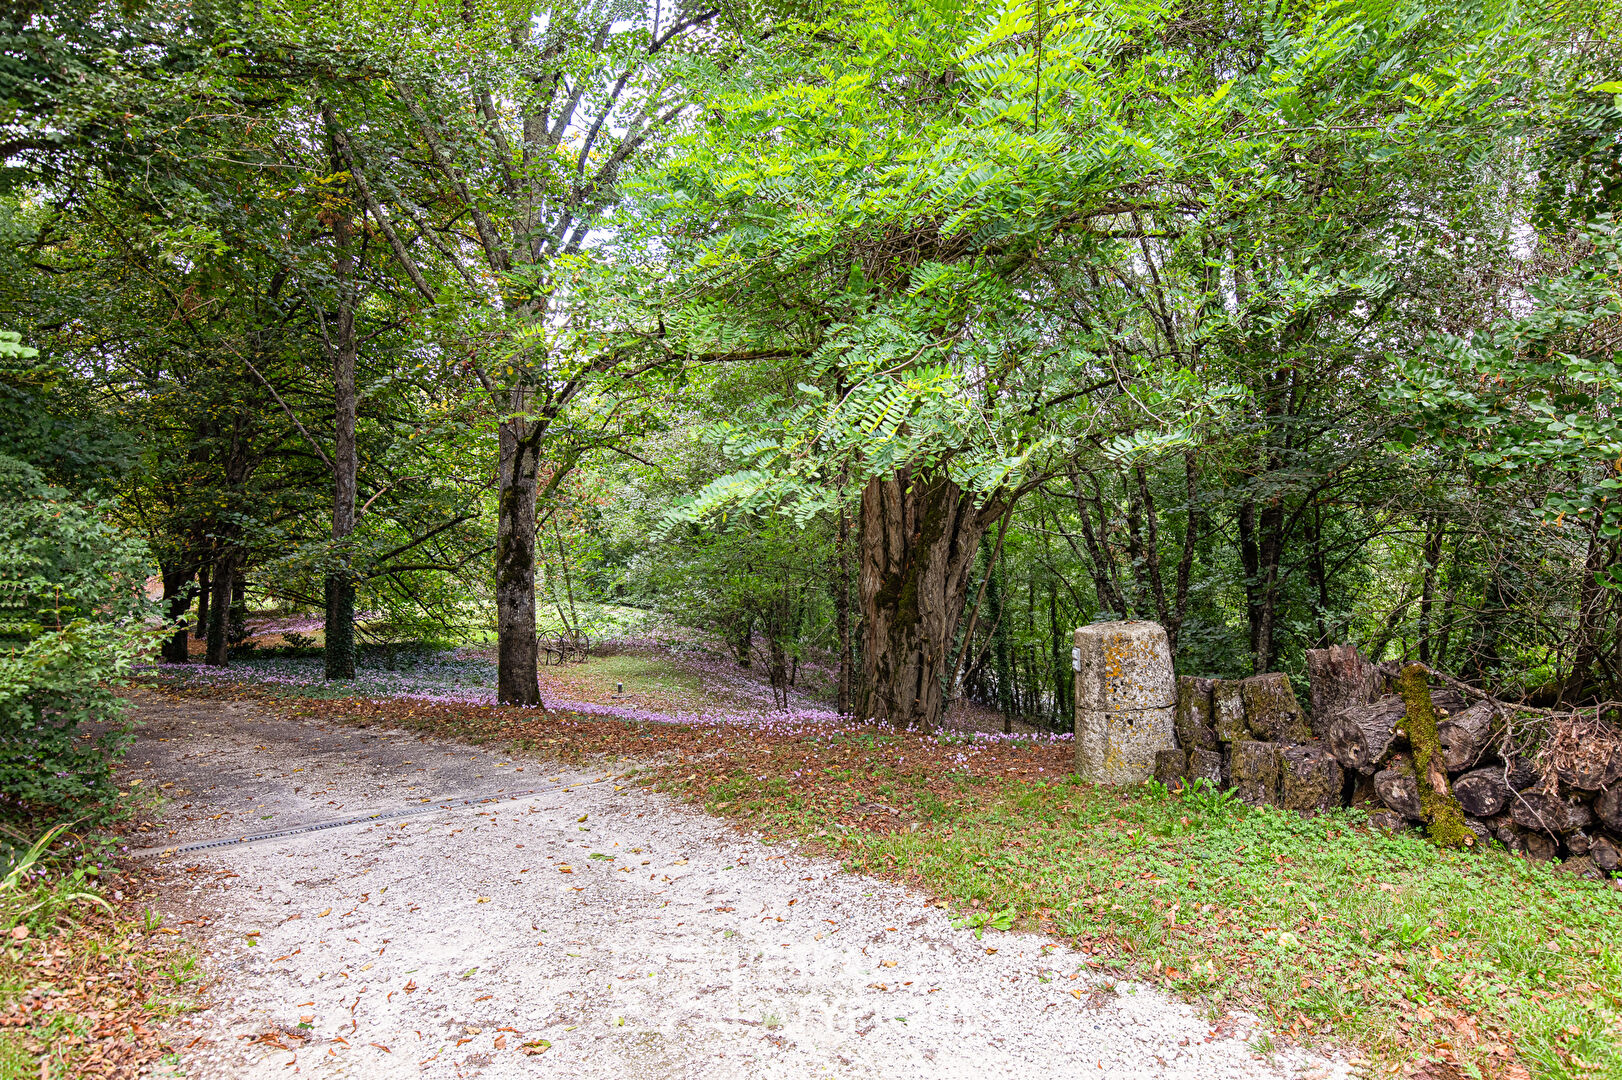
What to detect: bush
<box><xmin>0</xmin><ymin>454</ymin><xmax>153</xmax><ymax>819</ymax></box>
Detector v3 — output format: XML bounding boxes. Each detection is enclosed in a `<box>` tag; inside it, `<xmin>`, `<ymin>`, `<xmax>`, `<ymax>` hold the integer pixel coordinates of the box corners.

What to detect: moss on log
<box><xmin>1394</xmin><ymin>663</ymin><xmax>1470</xmax><ymax>848</ymax></box>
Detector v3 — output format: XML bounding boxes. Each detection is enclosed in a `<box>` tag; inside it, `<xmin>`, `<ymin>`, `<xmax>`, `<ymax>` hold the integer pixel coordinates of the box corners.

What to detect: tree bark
<box><xmin>204</xmin><ymin>550</ymin><xmax>236</xmax><ymax>667</ymax></box>
<box><xmin>159</xmin><ymin>565</ymin><xmax>194</xmax><ymax>663</ymax></box>
<box><xmin>1393</xmin><ymin>663</ymin><xmax>1469</xmax><ymax>847</ymax></box>
<box><xmin>323</xmin><ymin>102</ymin><xmax>360</xmax><ymax>681</ymax></box>
<box><xmin>193</xmin><ymin>560</ymin><xmax>211</xmax><ymax>640</ymax></box>
<box><xmin>1452</xmin><ymin>767</ymin><xmax>1510</xmax><ymax>818</ymax></box>
<box><xmin>495</xmin><ymin>417</ymin><xmax>542</xmax><ymax>706</ymax></box>
<box><xmin>857</xmin><ymin>469</ymin><xmax>1001</xmax><ymax>730</ymax></box>
<box><xmin>229</xmin><ymin>572</ymin><xmax>247</xmax><ymax>644</ymax></box>
<box><xmin>1436</xmin><ymin>701</ymin><xmax>1495</xmax><ymax>772</ymax></box>
<box><xmin>1325</xmin><ymin>697</ymin><xmax>1407</xmax><ymax>773</ymax></box>
<box><xmin>836</xmin><ymin>501</ymin><xmax>852</xmax><ymax>715</ymax></box>
<box><xmin>1305</xmin><ymin>644</ymin><xmax>1380</xmax><ymax>738</ymax></box>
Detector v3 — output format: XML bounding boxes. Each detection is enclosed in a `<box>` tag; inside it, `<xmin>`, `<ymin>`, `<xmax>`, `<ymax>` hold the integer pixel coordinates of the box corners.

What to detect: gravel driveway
<box><xmin>126</xmin><ymin>692</ymin><xmax>1348</xmax><ymax>1080</ymax></box>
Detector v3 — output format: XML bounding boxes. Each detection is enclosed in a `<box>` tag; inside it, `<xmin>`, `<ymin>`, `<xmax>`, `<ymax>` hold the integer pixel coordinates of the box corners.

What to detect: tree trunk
<box><xmin>1067</xmin><ymin>469</ymin><xmax>1126</xmax><ymax>618</ymax></box>
<box><xmin>495</xmin><ymin>419</ymin><xmax>542</xmax><ymax>706</ymax></box>
<box><xmin>1305</xmin><ymin>644</ymin><xmax>1380</xmax><ymax>738</ymax></box>
<box><xmin>204</xmin><ymin>551</ymin><xmax>236</xmax><ymax>667</ymax></box>
<box><xmin>1393</xmin><ymin>664</ymin><xmax>1470</xmax><ymax>847</ymax></box>
<box><xmin>193</xmin><ymin>560</ymin><xmax>211</xmax><ymax>640</ymax></box>
<box><xmin>1048</xmin><ymin>580</ymin><xmax>1069</xmax><ymax>729</ymax></box>
<box><xmin>1238</xmin><ymin>488</ymin><xmax>1285</xmax><ymax>674</ymax></box>
<box><xmin>836</xmin><ymin>501</ymin><xmax>852</xmax><ymax>715</ymax></box>
<box><xmin>1167</xmin><ymin>450</ymin><xmax>1200</xmax><ymax>654</ymax></box>
<box><xmin>159</xmin><ymin>566</ymin><xmax>194</xmax><ymax>663</ymax></box>
<box><xmin>1561</xmin><ymin>517</ymin><xmax>1614</xmax><ymax>705</ymax></box>
<box><xmin>857</xmin><ymin>469</ymin><xmax>1000</xmax><ymax>729</ymax></box>
<box><xmin>1452</xmin><ymin>767</ymin><xmax>1510</xmax><ymax>818</ymax></box>
<box><xmin>1417</xmin><ymin>514</ymin><xmax>1444</xmax><ymax>664</ymax></box>
<box><xmin>1305</xmin><ymin>506</ymin><xmax>1330</xmax><ymax>647</ymax></box>
<box><xmin>324</xmin><ymin>102</ymin><xmax>360</xmax><ymax>682</ymax></box>
<box><xmin>229</xmin><ymin>571</ymin><xmax>246</xmax><ymax>643</ymax></box>
<box><xmin>1133</xmin><ymin>465</ymin><xmax>1170</xmax><ymax>633</ymax></box>
<box><xmin>988</xmin><ymin>542</ymin><xmax>1013</xmax><ymax>722</ymax></box>
<box><xmin>1238</xmin><ymin>498</ymin><xmax>1262</xmax><ymax>666</ymax></box>
<box><xmin>1436</xmin><ymin>701</ymin><xmax>1496</xmax><ymax>772</ymax></box>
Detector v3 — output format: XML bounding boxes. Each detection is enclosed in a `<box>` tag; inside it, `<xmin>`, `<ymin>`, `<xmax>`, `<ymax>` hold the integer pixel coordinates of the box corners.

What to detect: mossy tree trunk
<box><xmin>1394</xmin><ymin>663</ymin><xmax>1470</xmax><ymax>848</ymax></box>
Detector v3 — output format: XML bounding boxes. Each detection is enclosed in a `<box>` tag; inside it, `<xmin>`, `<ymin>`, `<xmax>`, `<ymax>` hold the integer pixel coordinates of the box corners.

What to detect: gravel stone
<box><xmin>124</xmin><ymin>692</ymin><xmax>1347</xmax><ymax>1080</ymax></box>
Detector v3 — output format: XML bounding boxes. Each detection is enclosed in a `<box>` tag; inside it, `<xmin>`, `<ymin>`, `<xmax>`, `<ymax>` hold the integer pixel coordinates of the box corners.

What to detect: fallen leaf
<box><xmin>494</xmin><ymin>1035</ymin><xmax>507</xmax><ymax>1049</ymax></box>
<box><xmin>476</xmin><ymin>897</ymin><xmax>492</xmax><ymax>903</ymax></box>
<box><xmin>318</xmin><ymin>908</ymin><xmax>331</xmax><ymax>917</ymax></box>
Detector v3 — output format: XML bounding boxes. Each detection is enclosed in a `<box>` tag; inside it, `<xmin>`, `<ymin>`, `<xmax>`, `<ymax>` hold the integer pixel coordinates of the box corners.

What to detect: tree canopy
<box><xmin>1</xmin><ymin>0</ymin><xmax>1619</xmax><ymax>762</ymax></box>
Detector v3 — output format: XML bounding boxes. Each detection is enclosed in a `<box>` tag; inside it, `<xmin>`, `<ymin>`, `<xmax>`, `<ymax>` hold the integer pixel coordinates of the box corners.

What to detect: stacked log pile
<box><xmin>1156</xmin><ymin>670</ymin><xmax>1343</xmax><ymax>816</ymax></box>
<box><xmin>1154</xmin><ymin>645</ymin><xmax>1622</xmax><ymax>876</ymax></box>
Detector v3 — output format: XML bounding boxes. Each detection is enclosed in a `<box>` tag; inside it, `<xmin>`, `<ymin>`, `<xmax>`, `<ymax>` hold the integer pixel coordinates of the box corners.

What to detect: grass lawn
<box><xmin>558</xmin><ymin>652</ymin><xmax>716</xmax><ymax>699</ymax></box>
<box><xmin>147</xmin><ymin>687</ymin><xmax>1622</xmax><ymax>1080</ymax></box>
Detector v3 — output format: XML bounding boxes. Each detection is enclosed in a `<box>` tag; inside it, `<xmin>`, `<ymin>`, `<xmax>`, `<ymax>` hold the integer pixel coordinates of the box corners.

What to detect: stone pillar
<box><xmin>1073</xmin><ymin>621</ymin><xmax>1176</xmax><ymax>785</ymax></box>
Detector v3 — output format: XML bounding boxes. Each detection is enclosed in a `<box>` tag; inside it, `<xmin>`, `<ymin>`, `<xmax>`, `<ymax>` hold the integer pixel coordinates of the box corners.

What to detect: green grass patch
<box><xmin>706</xmin><ymin>773</ymin><xmax>1622</xmax><ymax>1079</ymax></box>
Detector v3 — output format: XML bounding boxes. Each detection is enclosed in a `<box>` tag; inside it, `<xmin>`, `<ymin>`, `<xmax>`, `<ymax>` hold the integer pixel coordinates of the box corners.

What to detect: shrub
<box><xmin>0</xmin><ymin>454</ymin><xmax>153</xmax><ymax>819</ymax></box>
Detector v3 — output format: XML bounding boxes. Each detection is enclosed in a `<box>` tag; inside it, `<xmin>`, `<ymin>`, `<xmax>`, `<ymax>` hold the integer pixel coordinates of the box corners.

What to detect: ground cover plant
<box><xmin>143</xmin><ymin>668</ymin><xmax>1622</xmax><ymax>1080</ymax></box>
<box><xmin>0</xmin><ymin>825</ymin><xmax>199</xmax><ymax>1079</ymax></box>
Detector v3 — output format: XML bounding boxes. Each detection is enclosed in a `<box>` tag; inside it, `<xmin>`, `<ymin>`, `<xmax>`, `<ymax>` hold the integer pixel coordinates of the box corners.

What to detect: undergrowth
<box><xmin>0</xmin><ymin>825</ymin><xmax>196</xmax><ymax>1078</ymax></box>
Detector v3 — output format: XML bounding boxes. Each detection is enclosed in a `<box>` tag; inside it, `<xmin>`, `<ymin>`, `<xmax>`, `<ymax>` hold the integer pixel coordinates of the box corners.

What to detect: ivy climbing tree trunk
<box><xmin>857</xmin><ymin>468</ymin><xmax>1004</xmax><ymax>730</ymax></box>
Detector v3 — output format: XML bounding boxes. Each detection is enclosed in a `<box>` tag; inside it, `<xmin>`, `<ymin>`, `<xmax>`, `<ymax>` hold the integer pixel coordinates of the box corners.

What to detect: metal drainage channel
<box><xmin>134</xmin><ymin>776</ymin><xmax>618</xmax><ymax>859</ymax></box>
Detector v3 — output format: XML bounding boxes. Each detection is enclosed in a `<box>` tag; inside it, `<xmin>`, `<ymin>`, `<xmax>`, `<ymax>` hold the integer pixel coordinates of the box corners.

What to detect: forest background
<box><xmin>2</xmin><ymin>0</ymin><xmax>1621</xmax><ymax>817</ymax></box>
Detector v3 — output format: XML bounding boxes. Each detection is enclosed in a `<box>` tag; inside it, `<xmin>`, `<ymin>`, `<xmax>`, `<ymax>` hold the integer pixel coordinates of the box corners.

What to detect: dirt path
<box><xmin>127</xmin><ymin>692</ymin><xmax>1347</xmax><ymax>1080</ymax></box>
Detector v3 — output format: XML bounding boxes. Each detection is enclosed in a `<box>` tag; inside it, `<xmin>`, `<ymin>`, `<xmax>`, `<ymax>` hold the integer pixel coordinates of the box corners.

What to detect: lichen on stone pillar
<box><xmin>1073</xmin><ymin>621</ymin><xmax>1177</xmax><ymax>786</ymax></box>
